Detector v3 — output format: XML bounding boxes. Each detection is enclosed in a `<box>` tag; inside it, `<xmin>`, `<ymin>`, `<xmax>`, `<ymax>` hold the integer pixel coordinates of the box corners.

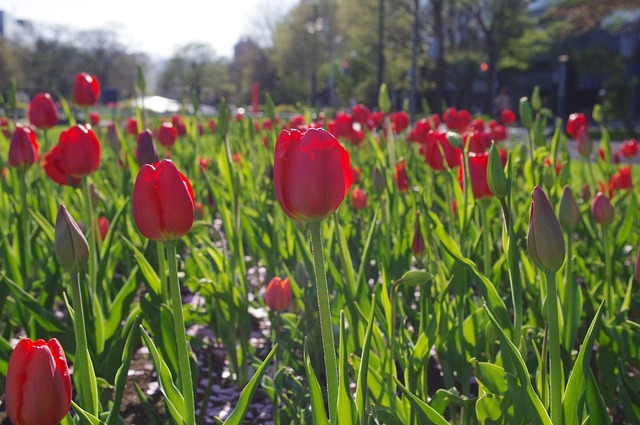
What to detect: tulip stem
<box><xmin>82</xmin><ymin>178</ymin><xmax>98</xmax><ymax>294</ymax></box>
<box><xmin>156</xmin><ymin>241</ymin><xmax>168</xmax><ymax>300</ymax></box>
<box><xmin>602</xmin><ymin>227</ymin><xmax>614</xmax><ymax>316</ymax></box>
<box><xmin>544</xmin><ymin>270</ymin><xmax>563</xmax><ymax>425</ymax></box>
<box><xmin>479</xmin><ymin>200</ymin><xmax>491</xmax><ymax>278</ymax></box>
<box><xmin>70</xmin><ymin>270</ymin><xmax>98</xmax><ymax>416</ymax></box>
<box><xmin>165</xmin><ymin>240</ymin><xmax>196</xmax><ymax>425</ymax></box>
<box><xmin>18</xmin><ymin>169</ymin><xmax>29</xmax><ymax>285</ymax></box>
<box><xmin>309</xmin><ymin>221</ymin><xmax>339</xmax><ymax>423</ymax></box>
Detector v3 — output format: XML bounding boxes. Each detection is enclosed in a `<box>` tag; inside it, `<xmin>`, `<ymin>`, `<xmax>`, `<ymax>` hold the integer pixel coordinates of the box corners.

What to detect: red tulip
<box><xmin>265</xmin><ymin>276</ymin><xmax>291</xmax><ymax>312</ymax></box>
<box><xmin>421</xmin><ymin>130</ymin><xmax>461</xmax><ymax>171</ymax></box>
<box><xmin>0</xmin><ymin>117</ymin><xmax>10</xmax><ymax>138</ymax></box>
<box><xmin>463</xmin><ymin>151</ymin><xmax>495</xmax><ymax>199</ymax></box>
<box><xmin>500</xmin><ymin>109</ymin><xmax>516</xmax><ymax>126</ymax></box>
<box><xmin>73</xmin><ymin>72</ymin><xmax>100</xmax><ymax>107</ymax></box>
<box><xmin>620</xmin><ymin>138</ymin><xmax>638</xmax><ymax>158</ymax></box>
<box><xmin>395</xmin><ymin>158</ymin><xmax>410</xmax><ymax>193</ymax></box>
<box><xmin>209</xmin><ymin>118</ymin><xmax>217</xmax><ymax>133</ymax></box>
<box><xmin>135</xmin><ymin>130</ymin><xmax>160</xmax><ymax>167</ymax></box>
<box><xmin>351</xmin><ymin>103</ymin><xmax>370</xmax><ymax>127</ymax></box>
<box><xmin>411</xmin><ymin>213</ymin><xmax>425</xmax><ymax>258</ymax></box>
<box><xmin>392</xmin><ymin>111</ymin><xmax>410</xmax><ymax>133</ymax></box>
<box><xmin>171</xmin><ymin>115</ymin><xmax>187</xmax><ymax>136</ymax></box>
<box><xmin>97</xmin><ymin>216</ymin><xmax>109</xmax><ymax>241</ymax></box>
<box><xmin>351</xmin><ymin>187</ymin><xmax>368</xmax><ymax>210</ymax></box>
<box><xmin>329</xmin><ymin>112</ymin><xmax>353</xmax><ymax>139</ymax></box>
<box><xmin>133</xmin><ymin>159</ymin><xmax>195</xmax><ymax>241</ymax></box>
<box><xmin>158</xmin><ymin>122</ymin><xmax>177</xmax><ymax>148</ymax></box>
<box><xmin>126</xmin><ymin>117</ymin><xmax>138</xmax><ymax>136</ymax></box>
<box><xmin>566</xmin><ymin>113</ymin><xmax>587</xmax><ymax>139</ymax></box>
<box><xmin>8</xmin><ymin>126</ymin><xmax>39</xmax><ymax>169</ymax></box>
<box><xmin>443</xmin><ymin>107</ymin><xmax>472</xmax><ymax>133</ymax></box>
<box><xmin>591</xmin><ymin>192</ymin><xmax>614</xmax><ymax>225</ymax></box>
<box><xmin>273</xmin><ymin>128</ymin><xmax>353</xmax><ymax>223</ymax></box>
<box><xmin>56</xmin><ymin>124</ymin><xmax>101</xmax><ymax>178</ymax></box>
<box><xmin>610</xmin><ymin>165</ymin><xmax>632</xmax><ymax>193</ymax></box>
<box><xmin>42</xmin><ymin>145</ymin><xmax>80</xmax><ymax>187</ymax></box>
<box><xmin>27</xmin><ymin>93</ymin><xmax>58</xmax><ymax>130</ymax></box>
<box><xmin>5</xmin><ymin>338</ymin><xmax>72</xmax><ymax>425</ymax></box>
<box><xmin>88</xmin><ymin>111</ymin><xmax>100</xmax><ymax>127</ymax></box>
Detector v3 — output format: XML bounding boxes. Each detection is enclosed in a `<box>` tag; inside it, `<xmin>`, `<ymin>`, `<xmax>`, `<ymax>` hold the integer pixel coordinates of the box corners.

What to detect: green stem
<box><xmin>18</xmin><ymin>169</ymin><xmax>29</xmax><ymax>284</ymax></box>
<box><xmin>479</xmin><ymin>200</ymin><xmax>491</xmax><ymax>278</ymax></box>
<box><xmin>70</xmin><ymin>270</ymin><xmax>98</xmax><ymax>415</ymax></box>
<box><xmin>501</xmin><ymin>197</ymin><xmax>522</xmax><ymax>348</ymax></box>
<box><xmin>308</xmin><ymin>221</ymin><xmax>339</xmax><ymax>423</ymax></box>
<box><xmin>385</xmin><ymin>116</ymin><xmax>397</xmax><ymax>172</ymax></box>
<box><xmin>166</xmin><ymin>240</ymin><xmax>195</xmax><ymax>425</ymax></box>
<box><xmin>82</xmin><ymin>178</ymin><xmax>98</xmax><ymax>293</ymax></box>
<box><xmin>156</xmin><ymin>241</ymin><xmax>168</xmax><ymax>300</ymax></box>
<box><xmin>273</xmin><ymin>311</ymin><xmax>281</xmax><ymax>425</ymax></box>
<box><xmin>563</xmin><ymin>236</ymin><xmax>576</xmax><ymax>349</ymax></box>
<box><xmin>544</xmin><ymin>270</ymin><xmax>563</xmax><ymax>425</ymax></box>
<box><xmin>602</xmin><ymin>227</ymin><xmax>613</xmax><ymax>316</ymax></box>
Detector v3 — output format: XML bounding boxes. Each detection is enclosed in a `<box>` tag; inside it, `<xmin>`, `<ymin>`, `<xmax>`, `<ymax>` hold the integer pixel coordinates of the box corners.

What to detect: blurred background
<box><xmin>0</xmin><ymin>0</ymin><xmax>638</xmax><ymax>133</ymax></box>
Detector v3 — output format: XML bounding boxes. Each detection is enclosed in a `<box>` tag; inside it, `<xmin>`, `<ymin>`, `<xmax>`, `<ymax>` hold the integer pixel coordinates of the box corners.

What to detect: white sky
<box><xmin>0</xmin><ymin>0</ymin><xmax>297</xmax><ymax>59</ymax></box>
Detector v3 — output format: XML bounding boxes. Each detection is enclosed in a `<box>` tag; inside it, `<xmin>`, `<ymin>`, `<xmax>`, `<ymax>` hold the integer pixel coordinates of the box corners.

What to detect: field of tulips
<box><xmin>0</xmin><ymin>72</ymin><xmax>639</xmax><ymax>425</ymax></box>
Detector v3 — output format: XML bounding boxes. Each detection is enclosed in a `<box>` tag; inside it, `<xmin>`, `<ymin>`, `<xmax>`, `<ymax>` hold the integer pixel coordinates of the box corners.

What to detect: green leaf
<box><xmin>70</xmin><ymin>401</ymin><xmax>103</xmax><ymax>425</ymax></box>
<box><xmin>140</xmin><ymin>327</ymin><xmax>184</xmax><ymax>424</ymax></box>
<box><xmin>136</xmin><ymin>64</ymin><xmax>146</xmax><ymax>93</ymax></box>
<box><xmin>224</xmin><ymin>344</ymin><xmax>277</xmax><ymax>425</ymax></box>
<box><xmin>105</xmin><ymin>316</ymin><xmax>141</xmax><ymax>425</ymax></box>
<box><xmin>305</xmin><ymin>341</ymin><xmax>329</xmax><ymax>425</ymax></box>
<box><xmin>337</xmin><ymin>312</ymin><xmax>356</xmax><ymax>425</ymax></box>
<box><xmin>615</xmin><ymin>191</ymin><xmax>636</xmax><ymax>248</ymax></box>
<box><xmin>122</xmin><ymin>237</ymin><xmax>161</xmax><ymax>297</ymax></box>
<box><xmin>563</xmin><ymin>302</ymin><xmax>604</xmax><ymax>425</ymax></box>
<box><xmin>395</xmin><ymin>270</ymin><xmax>432</xmax><ymax>287</ymax></box>
<box><xmin>393</xmin><ymin>376</ymin><xmax>449</xmax><ymax>425</ymax></box>
<box><xmin>484</xmin><ymin>306</ymin><xmax>552</xmax><ymax>425</ymax></box>
<box><xmin>355</xmin><ymin>295</ymin><xmax>377</xmax><ymax>424</ymax></box>
<box><xmin>473</xmin><ymin>359</ymin><xmax>509</xmax><ymax>395</ymax></box>
<box><xmin>583</xmin><ymin>369</ymin><xmax>612</xmax><ymax>425</ymax></box>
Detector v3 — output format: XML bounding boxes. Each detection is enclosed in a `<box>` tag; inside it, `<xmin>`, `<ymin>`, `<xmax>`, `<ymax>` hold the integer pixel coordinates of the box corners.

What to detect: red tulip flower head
<box><xmin>73</xmin><ymin>72</ymin><xmax>100</xmax><ymax>107</ymax></box>
<box><xmin>395</xmin><ymin>158</ymin><xmax>410</xmax><ymax>193</ymax></box>
<box><xmin>8</xmin><ymin>126</ymin><xmax>39</xmax><ymax>169</ymax></box>
<box><xmin>566</xmin><ymin>113</ymin><xmax>587</xmax><ymax>139</ymax></box>
<box><xmin>500</xmin><ymin>109</ymin><xmax>516</xmax><ymax>126</ymax></box>
<box><xmin>620</xmin><ymin>138</ymin><xmax>638</xmax><ymax>158</ymax></box>
<box><xmin>158</xmin><ymin>122</ymin><xmax>178</xmax><ymax>148</ymax></box>
<box><xmin>265</xmin><ymin>276</ymin><xmax>291</xmax><ymax>312</ymax></box>
<box><xmin>88</xmin><ymin>111</ymin><xmax>100</xmax><ymax>127</ymax></box>
<box><xmin>135</xmin><ymin>130</ymin><xmax>160</xmax><ymax>166</ymax></box>
<box><xmin>55</xmin><ymin>124</ymin><xmax>101</xmax><ymax>178</ymax></box>
<box><xmin>462</xmin><ymin>151</ymin><xmax>493</xmax><ymax>199</ymax></box>
<box><xmin>5</xmin><ymin>338</ymin><xmax>71</xmax><ymax>425</ymax></box>
<box><xmin>133</xmin><ymin>159</ymin><xmax>195</xmax><ymax>241</ymax></box>
<box><xmin>273</xmin><ymin>128</ymin><xmax>353</xmax><ymax>223</ymax></box>
<box><xmin>27</xmin><ymin>93</ymin><xmax>58</xmax><ymax>130</ymax></box>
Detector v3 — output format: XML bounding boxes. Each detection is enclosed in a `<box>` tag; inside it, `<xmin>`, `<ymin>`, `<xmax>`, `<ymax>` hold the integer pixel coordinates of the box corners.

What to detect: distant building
<box><xmin>0</xmin><ymin>10</ymin><xmax>36</xmax><ymax>47</ymax></box>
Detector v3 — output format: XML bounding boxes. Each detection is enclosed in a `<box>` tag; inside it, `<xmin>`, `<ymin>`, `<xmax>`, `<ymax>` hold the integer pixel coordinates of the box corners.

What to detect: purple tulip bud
<box><xmin>591</xmin><ymin>192</ymin><xmax>614</xmax><ymax>225</ymax></box>
<box><xmin>527</xmin><ymin>186</ymin><xmax>565</xmax><ymax>273</ymax></box>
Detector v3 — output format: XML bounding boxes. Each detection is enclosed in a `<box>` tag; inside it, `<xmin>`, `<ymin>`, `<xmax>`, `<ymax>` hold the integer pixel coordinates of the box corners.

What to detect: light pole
<box><xmin>306</xmin><ymin>5</ymin><xmax>324</xmax><ymax>107</ymax></box>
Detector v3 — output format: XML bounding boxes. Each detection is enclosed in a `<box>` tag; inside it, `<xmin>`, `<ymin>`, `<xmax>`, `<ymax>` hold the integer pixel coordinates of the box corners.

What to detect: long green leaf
<box><xmin>140</xmin><ymin>327</ymin><xmax>184</xmax><ymax>424</ymax></box>
<box><xmin>563</xmin><ymin>302</ymin><xmax>604</xmax><ymax>425</ymax></box>
<box><xmin>122</xmin><ymin>237</ymin><xmax>161</xmax><ymax>296</ymax></box>
<box><xmin>355</xmin><ymin>294</ymin><xmax>376</xmax><ymax>424</ymax></box>
<box><xmin>224</xmin><ymin>344</ymin><xmax>278</xmax><ymax>425</ymax></box>
<box><xmin>337</xmin><ymin>312</ymin><xmax>357</xmax><ymax>425</ymax></box>
<box><xmin>305</xmin><ymin>341</ymin><xmax>329</xmax><ymax>425</ymax></box>
<box><xmin>484</xmin><ymin>306</ymin><xmax>552</xmax><ymax>425</ymax></box>
<box><xmin>393</xmin><ymin>376</ymin><xmax>449</xmax><ymax>425</ymax></box>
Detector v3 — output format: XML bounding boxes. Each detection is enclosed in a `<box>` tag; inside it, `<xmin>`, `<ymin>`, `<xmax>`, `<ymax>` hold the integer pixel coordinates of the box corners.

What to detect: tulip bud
<box><xmin>8</xmin><ymin>125</ymin><xmax>39</xmax><ymax>169</ymax></box>
<box><xmin>5</xmin><ymin>338</ymin><xmax>72</xmax><ymax>425</ymax></box>
<box><xmin>519</xmin><ymin>97</ymin><xmax>533</xmax><ymax>129</ymax></box>
<box><xmin>542</xmin><ymin>164</ymin><xmax>555</xmax><ymax>190</ymax></box>
<box><xmin>531</xmin><ymin>86</ymin><xmax>541</xmax><ymax>111</ymax></box>
<box><xmin>372</xmin><ymin>166</ymin><xmax>386</xmax><ymax>195</ymax></box>
<box><xmin>411</xmin><ymin>212</ymin><xmax>426</xmax><ymax>259</ymax></box>
<box><xmin>591</xmin><ymin>192</ymin><xmax>614</xmax><ymax>225</ymax></box>
<box><xmin>378</xmin><ymin>83</ymin><xmax>391</xmax><ymax>114</ymax></box>
<box><xmin>97</xmin><ymin>216</ymin><xmax>109</xmax><ymax>241</ymax></box>
<box><xmin>55</xmin><ymin>204</ymin><xmax>90</xmax><ymax>272</ymax></box>
<box><xmin>135</xmin><ymin>129</ymin><xmax>159</xmax><ymax>167</ymax></box>
<box><xmin>558</xmin><ymin>185</ymin><xmax>580</xmax><ymax>232</ymax></box>
<box><xmin>265</xmin><ymin>276</ymin><xmax>291</xmax><ymax>312</ymax></box>
<box><xmin>527</xmin><ymin>186</ymin><xmax>565</xmax><ymax>273</ymax></box>
<box><xmin>487</xmin><ymin>143</ymin><xmax>507</xmax><ymax>199</ymax></box>
<box><xmin>446</xmin><ymin>131</ymin><xmax>463</xmax><ymax>149</ymax></box>
<box><xmin>351</xmin><ymin>188</ymin><xmax>368</xmax><ymax>210</ymax></box>
<box><xmin>106</xmin><ymin>123</ymin><xmax>121</xmax><ymax>153</ymax></box>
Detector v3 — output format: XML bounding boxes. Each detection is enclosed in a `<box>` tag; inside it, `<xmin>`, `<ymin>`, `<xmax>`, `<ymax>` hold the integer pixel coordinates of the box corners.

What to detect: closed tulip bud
<box><xmin>97</xmin><ymin>216</ymin><xmax>109</xmax><ymax>241</ymax></box>
<box><xmin>558</xmin><ymin>185</ymin><xmax>580</xmax><ymax>232</ymax></box>
<box><xmin>487</xmin><ymin>143</ymin><xmax>507</xmax><ymax>198</ymax></box>
<box><xmin>88</xmin><ymin>111</ymin><xmax>100</xmax><ymax>127</ymax></box>
<box><xmin>135</xmin><ymin>129</ymin><xmax>159</xmax><ymax>167</ymax></box>
<box><xmin>5</xmin><ymin>338</ymin><xmax>72</xmax><ymax>425</ymax></box>
<box><xmin>265</xmin><ymin>276</ymin><xmax>291</xmax><ymax>312</ymax></box>
<box><xmin>591</xmin><ymin>192</ymin><xmax>614</xmax><ymax>225</ymax></box>
<box><xmin>55</xmin><ymin>204</ymin><xmax>89</xmax><ymax>272</ymax></box>
<box><xmin>73</xmin><ymin>72</ymin><xmax>100</xmax><ymax>107</ymax></box>
<box><xmin>519</xmin><ymin>97</ymin><xmax>533</xmax><ymax>128</ymax></box>
<box><xmin>27</xmin><ymin>93</ymin><xmax>58</xmax><ymax>130</ymax></box>
<box><xmin>106</xmin><ymin>123</ymin><xmax>121</xmax><ymax>153</ymax></box>
<box><xmin>446</xmin><ymin>131</ymin><xmax>463</xmax><ymax>149</ymax></box>
<box><xmin>531</xmin><ymin>86</ymin><xmax>541</xmax><ymax>111</ymax></box>
<box><xmin>378</xmin><ymin>83</ymin><xmax>391</xmax><ymax>114</ymax></box>
<box><xmin>132</xmin><ymin>159</ymin><xmax>194</xmax><ymax>241</ymax></box>
<box><xmin>8</xmin><ymin>126</ymin><xmax>39</xmax><ymax>169</ymax></box>
<box><xmin>395</xmin><ymin>158</ymin><xmax>410</xmax><ymax>193</ymax></box>
<box><xmin>542</xmin><ymin>164</ymin><xmax>555</xmax><ymax>190</ymax></box>
<box><xmin>527</xmin><ymin>186</ymin><xmax>565</xmax><ymax>273</ymax></box>
<box><xmin>372</xmin><ymin>166</ymin><xmax>386</xmax><ymax>195</ymax></box>
<box><xmin>273</xmin><ymin>128</ymin><xmax>353</xmax><ymax>223</ymax></box>
<box><xmin>411</xmin><ymin>212</ymin><xmax>426</xmax><ymax>259</ymax></box>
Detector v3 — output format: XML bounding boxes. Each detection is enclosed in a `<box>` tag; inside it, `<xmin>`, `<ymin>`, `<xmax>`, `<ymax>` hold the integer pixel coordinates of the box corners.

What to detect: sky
<box><xmin>0</xmin><ymin>0</ymin><xmax>297</xmax><ymax>59</ymax></box>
